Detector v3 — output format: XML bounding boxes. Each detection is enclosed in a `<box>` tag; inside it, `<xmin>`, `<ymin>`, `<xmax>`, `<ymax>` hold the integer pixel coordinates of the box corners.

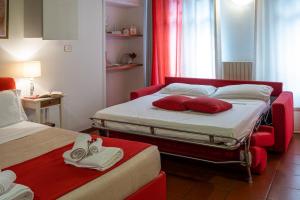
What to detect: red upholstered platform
<box><xmin>251</xmin><ymin>126</ymin><xmax>275</xmax><ymax>148</ymax></box>
<box><xmin>126</xmin><ymin>171</ymin><xmax>166</xmax><ymax>200</ymax></box>
<box><xmin>272</xmin><ymin>91</ymin><xmax>294</xmax><ymax>152</ymax></box>
<box><xmin>250</xmin><ymin>146</ymin><xmax>268</xmax><ymax>174</ymax></box>
<box><xmin>250</xmin><ymin>126</ymin><xmax>275</xmax><ymax>174</ymax></box>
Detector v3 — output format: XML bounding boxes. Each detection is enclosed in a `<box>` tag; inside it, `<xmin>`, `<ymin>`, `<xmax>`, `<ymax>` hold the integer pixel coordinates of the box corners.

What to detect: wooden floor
<box><xmin>161</xmin><ymin>134</ymin><xmax>300</xmax><ymax>200</ymax></box>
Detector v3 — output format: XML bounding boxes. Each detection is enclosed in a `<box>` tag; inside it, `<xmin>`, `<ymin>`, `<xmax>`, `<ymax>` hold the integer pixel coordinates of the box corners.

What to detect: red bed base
<box><xmin>126</xmin><ymin>171</ymin><xmax>166</xmax><ymax>200</ymax></box>
<box><xmin>5</xmin><ymin>138</ymin><xmax>159</xmax><ymax>199</ymax></box>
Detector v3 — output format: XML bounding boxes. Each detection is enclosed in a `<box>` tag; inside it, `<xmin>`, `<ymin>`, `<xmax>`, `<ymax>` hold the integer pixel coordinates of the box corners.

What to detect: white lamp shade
<box><xmin>23</xmin><ymin>61</ymin><xmax>42</xmax><ymax>78</ymax></box>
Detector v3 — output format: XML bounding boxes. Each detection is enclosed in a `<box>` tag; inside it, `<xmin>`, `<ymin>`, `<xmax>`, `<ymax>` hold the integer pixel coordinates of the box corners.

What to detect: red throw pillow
<box><xmin>184</xmin><ymin>97</ymin><xmax>232</xmax><ymax>113</ymax></box>
<box><xmin>152</xmin><ymin>95</ymin><xmax>192</xmax><ymax>111</ymax></box>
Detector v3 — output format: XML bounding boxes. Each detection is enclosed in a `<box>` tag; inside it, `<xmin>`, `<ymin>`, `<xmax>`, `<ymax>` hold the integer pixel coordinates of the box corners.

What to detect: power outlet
<box><xmin>64</xmin><ymin>45</ymin><xmax>72</xmax><ymax>52</ymax></box>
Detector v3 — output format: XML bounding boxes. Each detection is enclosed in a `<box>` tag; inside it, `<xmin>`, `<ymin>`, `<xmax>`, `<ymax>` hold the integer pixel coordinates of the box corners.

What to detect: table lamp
<box><xmin>23</xmin><ymin>61</ymin><xmax>42</xmax><ymax>96</ymax></box>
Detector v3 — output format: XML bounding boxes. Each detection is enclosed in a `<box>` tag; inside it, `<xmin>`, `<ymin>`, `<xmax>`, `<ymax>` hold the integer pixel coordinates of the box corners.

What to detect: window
<box><xmin>181</xmin><ymin>0</ymin><xmax>215</xmax><ymax>78</ymax></box>
<box><xmin>256</xmin><ymin>0</ymin><xmax>300</xmax><ymax>106</ymax></box>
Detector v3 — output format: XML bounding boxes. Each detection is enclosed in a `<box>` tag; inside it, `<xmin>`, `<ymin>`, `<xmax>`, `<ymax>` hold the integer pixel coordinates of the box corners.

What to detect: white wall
<box><xmin>0</xmin><ymin>0</ymin><xmax>105</xmax><ymax>131</ymax></box>
<box><xmin>220</xmin><ymin>0</ymin><xmax>255</xmax><ymax>61</ymax></box>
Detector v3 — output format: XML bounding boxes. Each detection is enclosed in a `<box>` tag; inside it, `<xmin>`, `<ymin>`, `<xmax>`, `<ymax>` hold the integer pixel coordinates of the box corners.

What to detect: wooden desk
<box><xmin>21</xmin><ymin>97</ymin><xmax>63</xmax><ymax>127</ymax></box>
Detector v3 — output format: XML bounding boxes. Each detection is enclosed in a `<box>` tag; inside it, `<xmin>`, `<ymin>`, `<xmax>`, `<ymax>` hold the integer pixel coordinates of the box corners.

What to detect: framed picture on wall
<box><xmin>0</xmin><ymin>0</ymin><xmax>8</xmax><ymax>39</ymax></box>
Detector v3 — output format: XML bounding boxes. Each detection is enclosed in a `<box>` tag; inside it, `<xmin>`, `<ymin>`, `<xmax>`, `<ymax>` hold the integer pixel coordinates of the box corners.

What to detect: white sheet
<box><xmin>0</xmin><ymin>121</ymin><xmax>49</xmax><ymax>144</ymax></box>
<box><xmin>93</xmin><ymin>93</ymin><xmax>269</xmax><ymax>143</ymax></box>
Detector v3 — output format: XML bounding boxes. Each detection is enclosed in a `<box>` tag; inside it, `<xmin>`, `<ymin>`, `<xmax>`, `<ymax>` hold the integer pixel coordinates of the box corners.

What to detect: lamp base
<box><xmin>29</xmin><ymin>79</ymin><xmax>35</xmax><ymax>96</ymax></box>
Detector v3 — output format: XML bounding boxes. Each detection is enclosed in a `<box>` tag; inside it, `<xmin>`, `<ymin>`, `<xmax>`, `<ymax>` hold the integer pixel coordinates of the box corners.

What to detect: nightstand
<box><xmin>21</xmin><ymin>97</ymin><xmax>63</xmax><ymax>127</ymax></box>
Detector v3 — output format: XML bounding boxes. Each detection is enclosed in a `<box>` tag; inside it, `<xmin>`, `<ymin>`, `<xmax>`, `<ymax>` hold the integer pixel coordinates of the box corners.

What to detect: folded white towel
<box><xmin>88</xmin><ymin>138</ymin><xmax>103</xmax><ymax>155</ymax></box>
<box><xmin>64</xmin><ymin>147</ymin><xmax>124</xmax><ymax>171</ymax></box>
<box><xmin>0</xmin><ymin>184</ymin><xmax>34</xmax><ymax>200</ymax></box>
<box><xmin>70</xmin><ymin>134</ymin><xmax>92</xmax><ymax>162</ymax></box>
<box><xmin>0</xmin><ymin>171</ymin><xmax>16</xmax><ymax>195</ymax></box>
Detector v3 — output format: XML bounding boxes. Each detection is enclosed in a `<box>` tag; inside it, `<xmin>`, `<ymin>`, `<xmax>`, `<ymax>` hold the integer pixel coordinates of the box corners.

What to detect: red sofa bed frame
<box><xmin>103</xmin><ymin>77</ymin><xmax>294</xmax><ymax>181</ymax></box>
<box><xmin>0</xmin><ymin>77</ymin><xmax>167</xmax><ymax>200</ymax></box>
<box><xmin>130</xmin><ymin>77</ymin><xmax>294</xmax><ymax>153</ymax></box>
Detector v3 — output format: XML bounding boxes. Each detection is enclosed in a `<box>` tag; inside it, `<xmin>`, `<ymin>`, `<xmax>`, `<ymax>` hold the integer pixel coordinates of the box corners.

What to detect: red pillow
<box><xmin>152</xmin><ymin>95</ymin><xmax>191</xmax><ymax>111</ymax></box>
<box><xmin>184</xmin><ymin>97</ymin><xmax>232</xmax><ymax>113</ymax></box>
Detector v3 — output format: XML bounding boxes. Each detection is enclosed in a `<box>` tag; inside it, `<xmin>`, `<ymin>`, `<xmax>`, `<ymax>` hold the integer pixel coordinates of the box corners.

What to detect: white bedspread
<box><xmin>0</xmin><ymin>121</ymin><xmax>49</xmax><ymax>144</ymax></box>
<box><xmin>93</xmin><ymin>93</ymin><xmax>269</xmax><ymax>142</ymax></box>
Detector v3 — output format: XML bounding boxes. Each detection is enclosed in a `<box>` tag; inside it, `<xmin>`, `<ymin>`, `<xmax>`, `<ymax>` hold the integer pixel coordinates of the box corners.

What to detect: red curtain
<box><xmin>151</xmin><ymin>0</ymin><xmax>182</xmax><ymax>85</ymax></box>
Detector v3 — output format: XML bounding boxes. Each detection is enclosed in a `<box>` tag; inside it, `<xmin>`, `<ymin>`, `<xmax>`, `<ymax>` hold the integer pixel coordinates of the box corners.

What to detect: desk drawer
<box><xmin>41</xmin><ymin>98</ymin><xmax>61</xmax><ymax>108</ymax></box>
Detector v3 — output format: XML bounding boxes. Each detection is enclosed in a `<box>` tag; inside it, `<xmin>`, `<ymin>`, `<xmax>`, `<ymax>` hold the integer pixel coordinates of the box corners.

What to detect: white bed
<box><xmin>93</xmin><ymin>93</ymin><xmax>269</xmax><ymax>144</ymax></box>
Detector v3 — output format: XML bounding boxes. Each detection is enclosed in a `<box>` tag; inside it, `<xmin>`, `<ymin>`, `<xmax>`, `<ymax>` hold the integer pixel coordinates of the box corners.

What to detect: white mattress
<box><xmin>93</xmin><ymin>93</ymin><xmax>269</xmax><ymax>143</ymax></box>
<box><xmin>0</xmin><ymin>121</ymin><xmax>49</xmax><ymax>144</ymax></box>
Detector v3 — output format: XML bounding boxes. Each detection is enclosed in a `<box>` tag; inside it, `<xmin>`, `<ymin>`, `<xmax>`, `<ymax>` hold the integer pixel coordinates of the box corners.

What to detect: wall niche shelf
<box><xmin>105</xmin><ymin>0</ymin><xmax>144</xmax><ymax>106</ymax></box>
<box><xmin>106</xmin><ymin>63</ymin><xmax>143</xmax><ymax>72</ymax></box>
<box><xmin>106</xmin><ymin>33</ymin><xmax>143</xmax><ymax>38</ymax></box>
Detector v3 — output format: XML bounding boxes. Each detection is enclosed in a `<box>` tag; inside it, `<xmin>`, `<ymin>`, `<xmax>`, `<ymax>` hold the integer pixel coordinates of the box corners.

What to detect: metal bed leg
<box><xmin>244</xmin><ymin>138</ymin><xmax>253</xmax><ymax>184</ymax></box>
<box><xmin>247</xmin><ymin>165</ymin><xmax>253</xmax><ymax>184</ymax></box>
<box><xmin>105</xmin><ymin>130</ymin><xmax>110</xmax><ymax>137</ymax></box>
<box><xmin>98</xmin><ymin>129</ymin><xmax>110</xmax><ymax>137</ymax></box>
<box><xmin>242</xmin><ymin>149</ymin><xmax>253</xmax><ymax>183</ymax></box>
<box><xmin>98</xmin><ymin>129</ymin><xmax>105</xmax><ymax>136</ymax></box>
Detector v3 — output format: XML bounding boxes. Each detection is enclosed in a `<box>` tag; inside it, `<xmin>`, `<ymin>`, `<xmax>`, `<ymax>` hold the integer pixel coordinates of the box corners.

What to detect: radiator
<box><xmin>223</xmin><ymin>62</ymin><xmax>253</xmax><ymax>81</ymax></box>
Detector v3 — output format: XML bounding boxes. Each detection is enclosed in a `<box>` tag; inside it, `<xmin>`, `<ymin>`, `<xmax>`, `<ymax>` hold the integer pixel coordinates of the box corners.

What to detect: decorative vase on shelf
<box><xmin>120</xmin><ymin>52</ymin><xmax>137</xmax><ymax>64</ymax></box>
<box><xmin>128</xmin><ymin>52</ymin><xmax>137</xmax><ymax>64</ymax></box>
<box><xmin>130</xmin><ymin>25</ymin><xmax>137</xmax><ymax>35</ymax></box>
<box><xmin>128</xmin><ymin>58</ymin><xmax>133</xmax><ymax>64</ymax></box>
<box><xmin>122</xmin><ymin>28</ymin><xmax>129</xmax><ymax>35</ymax></box>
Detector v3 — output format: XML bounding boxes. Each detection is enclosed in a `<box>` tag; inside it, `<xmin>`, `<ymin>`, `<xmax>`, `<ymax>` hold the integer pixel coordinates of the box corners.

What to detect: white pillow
<box><xmin>13</xmin><ymin>90</ymin><xmax>28</xmax><ymax>121</ymax></box>
<box><xmin>159</xmin><ymin>83</ymin><xmax>216</xmax><ymax>96</ymax></box>
<box><xmin>0</xmin><ymin>90</ymin><xmax>27</xmax><ymax>128</ymax></box>
<box><xmin>212</xmin><ymin>84</ymin><xmax>273</xmax><ymax>101</ymax></box>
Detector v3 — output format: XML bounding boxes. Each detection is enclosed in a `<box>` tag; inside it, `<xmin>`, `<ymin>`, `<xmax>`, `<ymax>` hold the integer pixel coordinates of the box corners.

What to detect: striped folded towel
<box><xmin>0</xmin><ymin>184</ymin><xmax>34</xmax><ymax>200</ymax></box>
<box><xmin>0</xmin><ymin>171</ymin><xmax>16</xmax><ymax>195</ymax></box>
<box><xmin>88</xmin><ymin>138</ymin><xmax>103</xmax><ymax>154</ymax></box>
<box><xmin>70</xmin><ymin>134</ymin><xmax>92</xmax><ymax>162</ymax></box>
<box><xmin>0</xmin><ymin>170</ymin><xmax>34</xmax><ymax>200</ymax></box>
